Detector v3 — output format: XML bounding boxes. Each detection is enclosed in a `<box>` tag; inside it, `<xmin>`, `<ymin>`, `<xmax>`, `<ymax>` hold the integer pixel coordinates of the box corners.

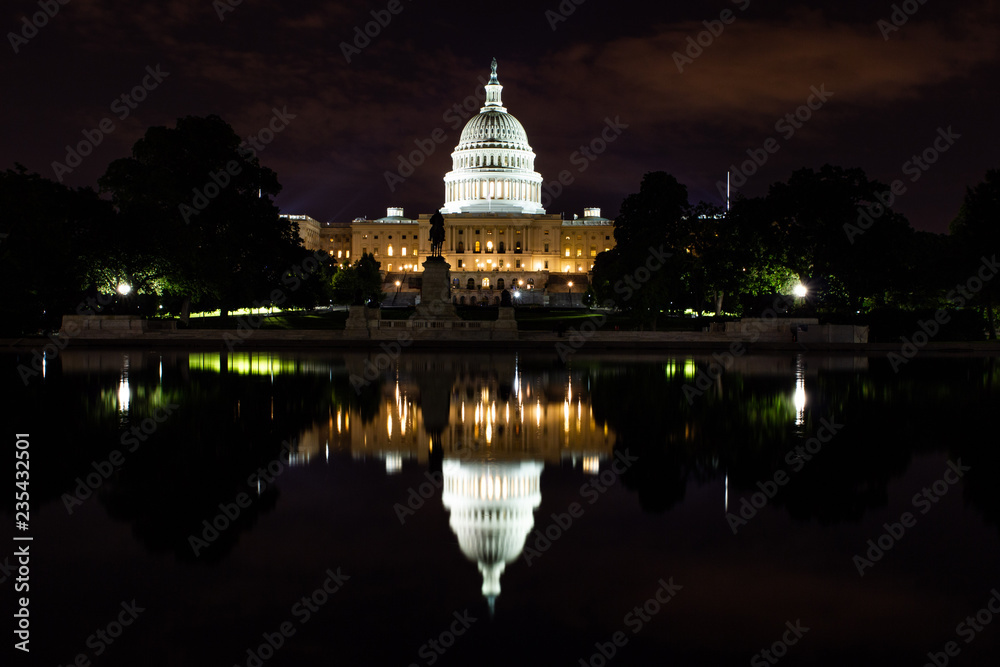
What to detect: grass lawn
<box><xmin>185</xmin><ymin>310</ymin><xmax>348</xmax><ymax>330</ymax></box>
<box><xmin>180</xmin><ymin>306</ymin><xmax>710</xmax><ymax>332</ymax></box>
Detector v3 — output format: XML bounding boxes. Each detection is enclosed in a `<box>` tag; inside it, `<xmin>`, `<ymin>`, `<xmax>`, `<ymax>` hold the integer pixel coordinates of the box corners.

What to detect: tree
<box><xmin>331</xmin><ymin>252</ymin><xmax>384</xmax><ymax>306</ymax></box>
<box><xmin>99</xmin><ymin>115</ymin><xmax>301</xmax><ymax>320</ymax></box>
<box><xmin>951</xmin><ymin>169</ymin><xmax>1000</xmax><ymax>338</ymax></box>
<box><xmin>0</xmin><ymin>165</ymin><xmax>117</xmax><ymax>334</ymax></box>
<box><xmin>592</xmin><ymin>172</ymin><xmax>692</xmax><ymax>324</ymax></box>
<box><xmin>766</xmin><ymin>165</ymin><xmax>913</xmax><ymax>313</ymax></box>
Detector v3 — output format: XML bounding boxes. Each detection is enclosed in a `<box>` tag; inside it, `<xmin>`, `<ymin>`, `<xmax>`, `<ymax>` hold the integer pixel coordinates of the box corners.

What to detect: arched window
<box><xmin>457</xmin><ymin>241</ymin><xmax>465</xmax><ymax>253</ymax></box>
<box><xmin>482</xmin><ymin>277</ymin><xmax>491</xmax><ymax>289</ymax></box>
<box><xmin>486</xmin><ymin>241</ymin><xmax>493</xmax><ymax>253</ymax></box>
<box><xmin>498</xmin><ymin>242</ymin><xmax>505</xmax><ymax>253</ymax></box>
<box><xmin>514</xmin><ymin>241</ymin><xmax>522</xmax><ymax>253</ymax></box>
<box><xmin>474</xmin><ymin>241</ymin><xmax>481</xmax><ymax>253</ymax></box>
<box><xmin>460</xmin><ymin>296</ymin><xmax>466</xmax><ymax>305</ymax></box>
<box><xmin>527</xmin><ymin>278</ymin><xmax>534</xmax><ymax>286</ymax></box>
<box><xmin>387</xmin><ymin>245</ymin><xmax>394</xmax><ymax>257</ymax></box>
<box><xmin>497</xmin><ymin>278</ymin><xmax>505</xmax><ymax>290</ymax></box>
<box><xmin>467</xmin><ymin>278</ymin><xmax>475</xmax><ymax>290</ymax></box>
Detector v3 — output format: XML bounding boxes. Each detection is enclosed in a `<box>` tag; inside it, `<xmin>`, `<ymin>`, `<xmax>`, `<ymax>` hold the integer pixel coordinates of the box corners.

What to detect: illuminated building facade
<box><xmin>285</xmin><ymin>61</ymin><xmax>616</xmax><ymax>299</ymax></box>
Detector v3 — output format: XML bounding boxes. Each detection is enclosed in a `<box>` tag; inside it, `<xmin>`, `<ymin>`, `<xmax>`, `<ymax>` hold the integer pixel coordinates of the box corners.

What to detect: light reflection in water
<box><xmin>118</xmin><ymin>354</ymin><xmax>131</xmax><ymax>417</ymax></box>
<box><xmin>794</xmin><ymin>355</ymin><xmax>807</xmax><ymax>427</ymax></box>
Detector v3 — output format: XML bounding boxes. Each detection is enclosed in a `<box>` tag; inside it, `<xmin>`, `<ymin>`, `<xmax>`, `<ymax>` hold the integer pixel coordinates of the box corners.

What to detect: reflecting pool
<box><xmin>3</xmin><ymin>350</ymin><xmax>1000</xmax><ymax>665</ymax></box>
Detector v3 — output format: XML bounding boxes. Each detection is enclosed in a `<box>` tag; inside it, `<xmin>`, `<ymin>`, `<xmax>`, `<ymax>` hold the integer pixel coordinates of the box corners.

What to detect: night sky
<box><xmin>3</xmin><ymin>0</ymin><xmax>997</xmax><ymax>233</ymax></box>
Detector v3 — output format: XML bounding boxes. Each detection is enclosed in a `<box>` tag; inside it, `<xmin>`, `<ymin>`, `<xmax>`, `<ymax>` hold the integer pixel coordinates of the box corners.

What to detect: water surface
<box><xmin>3</xmin><ymin>349</ymin><xmax>1000</xmax><ymax>666</ymax></box>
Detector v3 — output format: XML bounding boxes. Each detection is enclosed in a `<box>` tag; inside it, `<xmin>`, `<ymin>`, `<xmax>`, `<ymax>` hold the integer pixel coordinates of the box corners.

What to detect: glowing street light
<box><xmin>117</xmin><ymin>283</ymin><xmax>132</xmax><ymax>296</ymax></box>
<box><xmin>793</xmin><ymin>283</ymin><xmax>808</xmax><ymax>298</ymax></box>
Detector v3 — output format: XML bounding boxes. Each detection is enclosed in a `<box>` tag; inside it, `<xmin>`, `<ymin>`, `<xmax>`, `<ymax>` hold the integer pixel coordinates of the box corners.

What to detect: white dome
<box><xmin>457</xmin><ymin>110</ymin><xmax>531</xmax><ymax>150</ymax></box>
<box><xmin>442</xmin><ymin>59</ymin><xmax>545</xmax><ymax>215</ymax></box>
<box><xmin>441</xmin><ymin>459</ymin><xmax>543</xmax><ymax>603</ymax></box>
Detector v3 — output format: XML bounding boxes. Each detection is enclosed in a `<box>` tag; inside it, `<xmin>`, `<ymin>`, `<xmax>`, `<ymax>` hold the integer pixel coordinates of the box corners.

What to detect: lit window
<box><xmin>338</xmin><ymin>250</ymin><xmax>343</xmax><ymax>258</ymax></box>
<box><xmin>388</xmin><ymin>245</ymin><xmax>394</xmax><ymax>256</ymax></box>
<box><xmin>346</xmin><ymin>251</ymin><xmax>351</xmax><ymax>258</ymax></box>
<box><xmin>401</xmin><ymin>247</ymin><xmax>406</xmax><ymax>256</ymax></box>
<box><xmin>564</xmin><ymin>249</ymin><xmax>570</xmax><ymax>257</ymax></box>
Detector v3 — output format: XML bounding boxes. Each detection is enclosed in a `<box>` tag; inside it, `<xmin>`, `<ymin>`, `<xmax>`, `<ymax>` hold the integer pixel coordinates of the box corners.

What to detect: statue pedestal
<box><xmin>414</xmin><ymin>257</ymin><xmax>460</xmax><ymax>321</ymax></box>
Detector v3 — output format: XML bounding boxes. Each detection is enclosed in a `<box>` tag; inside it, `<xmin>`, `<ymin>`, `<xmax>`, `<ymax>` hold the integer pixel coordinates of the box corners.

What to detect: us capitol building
<box><xmin>283</xmin><ymin>60</ymin><xmax>616</xmax><ymax>304</ymax></box>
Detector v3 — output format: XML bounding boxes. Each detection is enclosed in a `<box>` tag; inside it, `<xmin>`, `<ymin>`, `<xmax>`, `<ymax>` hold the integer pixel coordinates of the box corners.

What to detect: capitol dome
<box><xmin>457</xmin><ymin>110</ymin><xmax>530</xmax><ymax>149</ymax></box>
<box><xmin>441</xmin><ymin>459</ymin><xmax>543</xmax><ymax>610</ymax></box>
<box><xmin>442</xmin><ymin>59</ymin><xmax>545</xmax><ymax>215</ymax></box>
